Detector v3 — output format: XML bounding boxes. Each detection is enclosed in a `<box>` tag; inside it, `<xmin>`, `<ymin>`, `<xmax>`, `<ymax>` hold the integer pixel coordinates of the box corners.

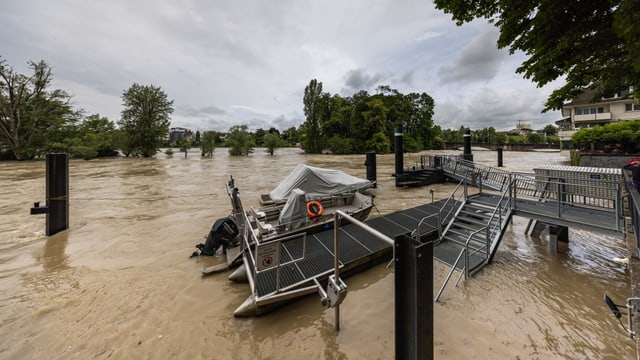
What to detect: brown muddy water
<box><xmin>0</xmin><ymin>149</ymin><xmax>634</xmax><ymax>359</ymax></box>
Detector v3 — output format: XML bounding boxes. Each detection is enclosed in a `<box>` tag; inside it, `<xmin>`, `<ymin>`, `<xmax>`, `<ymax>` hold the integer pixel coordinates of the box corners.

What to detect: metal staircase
<box><xmin>428</xmin><ymin>155</ymin><xmax>625</xmax><ymax>301</ymax></box>
<box><xmin>433</xmin><ymin>182</ymin><xmax>513</xmax><ymax>301</ymax></box>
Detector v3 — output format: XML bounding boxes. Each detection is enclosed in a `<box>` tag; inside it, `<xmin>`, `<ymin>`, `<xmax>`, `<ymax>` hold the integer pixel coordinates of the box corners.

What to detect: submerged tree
<box><xmin>227</xmin><ymin>125</ymin><xmax>254</xmax><ymax>156</ymax></box>
<box><xmin>118</xmin><ymin>83</ymin><xmax>174</xmax><ymax>157</ymax></box>
<box><xmin>0</xmin><ymin>57</ymin><xmax>78</xmax><ymax>160</ymax></box>
<box><xmin>263</xmin><ymin>132</ymin><xmax>285</xmax><ymax>156</ymax></box>
<box><xmin>200</xmin><ymin>130</ymin><xmax>216</xmax><ymax>157</ymax></box>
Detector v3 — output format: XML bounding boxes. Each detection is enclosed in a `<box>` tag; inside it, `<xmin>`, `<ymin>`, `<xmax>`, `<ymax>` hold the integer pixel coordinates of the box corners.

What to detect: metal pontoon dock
<box><xmin>227</xmin><ymin>178</ymin><xmax>457</xmax><ymax>316</ymax></box>
<box><xmin>226</xmin><ymin>155</ymin><xmax>628</xmax><ymax>315</ymax></box>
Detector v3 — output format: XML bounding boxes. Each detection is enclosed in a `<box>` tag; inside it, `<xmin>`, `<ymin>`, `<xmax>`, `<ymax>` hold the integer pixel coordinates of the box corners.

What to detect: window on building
<box><xmin>625</xmin><ymin>103</ymin><xmax>640</xmax><ymax>111</ymax></box>
<box><xmin>575</xmin><ymin>107</ymin><xmax>604</xmax><ymax>115</ymax></box>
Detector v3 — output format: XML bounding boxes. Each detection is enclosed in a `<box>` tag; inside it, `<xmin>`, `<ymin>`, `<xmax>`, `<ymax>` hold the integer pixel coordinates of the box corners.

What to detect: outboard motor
<box><xmin>192</xmin><ymin>215</ymin><xmax>239</xmax><ymax>257</ymax></box>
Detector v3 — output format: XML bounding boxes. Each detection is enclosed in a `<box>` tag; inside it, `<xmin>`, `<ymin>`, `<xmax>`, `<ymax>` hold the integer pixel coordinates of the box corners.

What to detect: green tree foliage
<box><xmin>433</xmin><ymin>0</ymin><xmax>640</xmax><ymax>110</ymax></box>
<box><xmin>118</xmin><ymin>83</ymin><xmax>174</xmax><ymax>157</ymax></box>
<box><xmin>200</xmin><ymin>131</ymin><xmax>216</xmax><ymax>157</ymax></box>
<box><xmin>572</xmin><ymin>120</ymin><xmax>640</xmax><ymax>153</ymax></box>
<box><xmin>299</xmin><ymin>81</ymin><xmax>435</xmax><ymax>154</ymax></box>
<box><xmin>543</xmin><ymin>124</ymin><xmax>557</xmax><ymax>136</ymax></box>
<box><xmin>363</xmin><ymin>98</ymin><xmax>391</xmax><ymax>153</ymax></box>
<box><xmin>527</xmin><ymin>132</ymin><xmax>543</xmax><ymax>144</ymax></box>
<box><xmin>59</xmin><ymin>114</ymin><xmax>118</xmax><ymax>159</ymax></box>
<box><xmin>0</xmin><ymin>57</ymin><xmax>78</xmax><ymax>160</ymax></box>
<box><xmin>227</xmin><ymin>125</ymin><xmax>254</xmax><ymax>156</ymax></box>
<box><xmin>303</xmin><ymin>79</ymin><xmax>323</xmax><ymax>153</ymax></box>
<box><xmin>263</xmin><ymin>132</ymin><xmax>285</xmax><ymax>155</ymax></box>
<box><xmin>493</xmin><ymin>132</ymin><xmax>508</xmax><ymax>145</ymax></box>
<box><xmin>194</xmin><ymin>130</ymin><xmax>201</xmax><ymax>146</ymax></box>
<box><xmin>254</xmin><ymin>128</ymin><xmax>266</xmax><ymax>146</ymax></box>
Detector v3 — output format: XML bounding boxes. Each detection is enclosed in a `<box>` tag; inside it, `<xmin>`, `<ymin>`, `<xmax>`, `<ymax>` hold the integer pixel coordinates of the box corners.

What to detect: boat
<box><xmin>250</xmin><ymin>188</ymin><xmax>373</xmax><ymax>242</ymax></box>
<box><xmin>200</xmin><ymin>167</ymin><xmax>374</xmax><ymax>275</ymax></box>
<box><xmin>259</xmin><ymin>163</ymin><xmax>375</xmax><ymax>206</ymax></box>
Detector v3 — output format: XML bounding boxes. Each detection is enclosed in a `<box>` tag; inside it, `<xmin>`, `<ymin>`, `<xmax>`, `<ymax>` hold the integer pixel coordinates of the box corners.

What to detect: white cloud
<box><xmin>1</xmin><ymin>0</ymin><xmax>562</xmax><ymax>132</ymax></box>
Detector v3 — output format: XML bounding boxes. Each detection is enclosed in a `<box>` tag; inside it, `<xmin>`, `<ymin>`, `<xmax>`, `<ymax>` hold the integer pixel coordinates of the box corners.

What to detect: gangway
<box><xmin>427</xmin><ymin>155</ymin><xmax>625</xmax><ymax>300</ymax></box>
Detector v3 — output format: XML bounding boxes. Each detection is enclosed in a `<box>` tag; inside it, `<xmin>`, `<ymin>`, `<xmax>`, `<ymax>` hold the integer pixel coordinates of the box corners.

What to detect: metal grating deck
<box><xmin>253</xmin><ymin>199</ymin><xmax>456</xmax><ymax>297</ymax></box>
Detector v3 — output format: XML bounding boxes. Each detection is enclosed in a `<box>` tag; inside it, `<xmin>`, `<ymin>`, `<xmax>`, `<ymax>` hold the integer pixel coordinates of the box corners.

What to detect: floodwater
<box><xmin>0</xmin><ymin>148</ymin><xmax>635</xmax><ymax>359</ymax></box>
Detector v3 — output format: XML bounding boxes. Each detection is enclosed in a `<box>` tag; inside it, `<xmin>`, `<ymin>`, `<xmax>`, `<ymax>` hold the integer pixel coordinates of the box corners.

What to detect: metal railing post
<box><xmin>333</xmin><ymin>214</ymin><xmax>341</xmax><ymax>331</ymax></box>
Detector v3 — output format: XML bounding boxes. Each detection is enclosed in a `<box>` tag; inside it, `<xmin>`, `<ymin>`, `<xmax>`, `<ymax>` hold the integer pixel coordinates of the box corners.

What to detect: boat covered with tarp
<box><xmin>260</xmin><ymin>164</ymin><xmax>375</xmax><ymax>206</ymax></box>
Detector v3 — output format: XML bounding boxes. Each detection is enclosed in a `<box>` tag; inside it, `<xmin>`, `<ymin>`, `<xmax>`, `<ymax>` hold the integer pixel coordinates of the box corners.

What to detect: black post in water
<box><xmin>31</xmin><ymin>153</ymin><xmax>69</xmax><ymax>236</ymax></box>
<box><xmin>364</xmin><ymin>151</ymin><xmax>377</xmax><ymax>188</ymax></box>
<box><xmin>497</xmin><ymin>147</ymin><xmax>503</xmax><ymax>167</ymax></box>
<box><xmin>394</xmin><ymin>127</ymin><xmax>404</xmax><ymax>176</ymax></box>
<box><xmin>462</xmin><ymin>129</ymin><xmax>473</xmax><ymax>162</ymax></box>
<box><xmin>395</xmin><ymin>234</ymin><xmax>433</xmax><ymax>360</ymax></box>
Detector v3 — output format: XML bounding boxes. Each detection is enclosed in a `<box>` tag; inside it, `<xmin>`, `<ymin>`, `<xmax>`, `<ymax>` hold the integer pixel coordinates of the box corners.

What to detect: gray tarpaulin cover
<box><xmin>268</xmin><ymin>164</ymin><xmax>372</xmax><ymax>202</ymax></box>
<box><xmin>278</xmin><ymin>188</ymin><xmax>308</xmax><ymax>230</ymax></box>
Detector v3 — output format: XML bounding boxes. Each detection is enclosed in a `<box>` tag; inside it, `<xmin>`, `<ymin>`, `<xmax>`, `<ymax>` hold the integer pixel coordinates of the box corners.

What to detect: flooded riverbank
<box><xmin>0</xmin><ymin>149</ymin><xmax>634</xmax><ymax>359</ymax></box>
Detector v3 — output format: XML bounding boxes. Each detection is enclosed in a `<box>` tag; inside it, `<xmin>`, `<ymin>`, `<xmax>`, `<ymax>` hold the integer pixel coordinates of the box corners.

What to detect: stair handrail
<box><xmin>484</xmin><ymin>181</ymin><xmax>513</xmax><ymax>258</ymax></box>
<box><xmin>434</xmin><ymin>225</ymin><xmax>487</xmax><ymax>302</ymax></box>
<box><xmin>414</xmin><ymin>176</ymin><xmax>468</xmax><ymax>241</ymax></box>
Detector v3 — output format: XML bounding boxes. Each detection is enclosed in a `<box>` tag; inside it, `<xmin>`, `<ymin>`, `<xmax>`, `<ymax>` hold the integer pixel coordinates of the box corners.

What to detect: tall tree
<box><xmin>434</xmin><ymin>0</ymin><xmax>640</xmax><ymax>110</ymax></box>
<box><xmin>363</xmin><ymin>98</ymin><xmax>391</xmax><ymax>153</ymax></box>
<box><xmin>118</xmin><ymin>83</ymin><xmax>174</xmax><ymax>157</ymax></box>
<box><xmin>0</xmin><ymin>57</ymin><xmax>77</xmax><ymax>160</ymax></box>
<box><xmin>303</xmin><ymin>79</ymin><xmax>324</xmax><ymax>153</ymax></box>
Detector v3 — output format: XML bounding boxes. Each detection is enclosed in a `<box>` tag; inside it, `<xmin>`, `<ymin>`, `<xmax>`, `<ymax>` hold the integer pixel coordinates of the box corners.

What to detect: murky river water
<box><xmin>0</xmin><ymin>149</ymin><xmax>634</xmax><ymax>359</ymax></box>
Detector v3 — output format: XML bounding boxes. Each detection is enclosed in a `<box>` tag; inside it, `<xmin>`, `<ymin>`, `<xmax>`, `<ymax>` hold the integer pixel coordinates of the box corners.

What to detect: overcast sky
<box><xmin>1</xmin><ymin>0</ymin><xmax>563</xmax><ymax>133</ymax></box>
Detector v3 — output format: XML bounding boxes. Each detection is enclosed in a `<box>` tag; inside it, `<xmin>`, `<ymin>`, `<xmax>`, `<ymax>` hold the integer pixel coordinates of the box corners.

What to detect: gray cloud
<box><xmin>177</xmin><ymin>105</ymin><xmax>226</xmax><ymax>117</ymax></box>
<box><xmin>343</xmin><ymin>69</ymin><xmax>387</xmax><ymax>93</ymax></box>
<box><xmin>438</xmin><ymin>26</ymin><xmax>506</xmax><ymax>84</ymax></box>
<box><xmin>1</xmin><ymin>1</ymin><xmax>561</xmax><ymax>133</ymax></box>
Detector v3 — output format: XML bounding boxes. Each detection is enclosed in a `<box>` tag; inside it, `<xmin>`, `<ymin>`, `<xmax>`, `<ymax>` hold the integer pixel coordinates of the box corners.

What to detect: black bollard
<box><xmin>462</xmin><ymin>129</ymin><xmax>473</xmax><ymax>162</ymax></box>
<box><xmin>395</xmin><ymin>234</ymin><xmax>433</xmax><ymax>359</ymax></box>
<box><xmin>364</xmin><ymin>151</ymin><xmax>377</xmax><ymax>188</ymax></box>
<box><xmin>394</xmin><ymin>127</ymin><xmax>404</xmax><ymax>176</ymax></box>
<box><xmin>31</xmin><ymin>153</ymin><xmax>69</xmax><ymax>236</ymax></box>
<box><xmin>497</xmin><ymin>147</ymin><xmax>503</xmax><ymax>167</ymax></box>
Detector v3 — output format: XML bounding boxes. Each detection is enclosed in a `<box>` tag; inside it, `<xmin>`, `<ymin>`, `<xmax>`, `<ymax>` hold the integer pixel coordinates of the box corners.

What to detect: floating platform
<box><xmin>233</xmin><ymin>199</ymin><xmax>457</xmax><ymax>316</ymax></box>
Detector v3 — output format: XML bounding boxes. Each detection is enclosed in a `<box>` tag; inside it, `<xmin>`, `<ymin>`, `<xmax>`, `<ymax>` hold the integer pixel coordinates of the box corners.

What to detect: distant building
<box><xmin>169</xmin><ymin>127</ymin><xmax>192</xmax><ymax>143</ymax></box>
<box><xmin>515</xmin><ymin>121</ymin><xmax>533</xmax><ymax>136</ymax></box>
<box><xmin>557</xmin><ymin>87</ymin><xmax>640</xmax><ymax>141</ymax></box>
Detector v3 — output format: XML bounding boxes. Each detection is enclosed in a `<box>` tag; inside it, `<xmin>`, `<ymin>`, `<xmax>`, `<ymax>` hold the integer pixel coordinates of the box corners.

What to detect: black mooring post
<box><xmin>462</xmin><ymin>129</ymin><xmax>473</xmax><ymax>162</ymax></box>
<box><xmin>395</xmin><ymin>234</ymin><xmax>433</xmax><ymax>360</ymax></box>
<box><xmin>497</xmin><ymin>147</ymin><xmax>503</xmax><ymax>167</ymax></box>
<box><xmin>395</xmin><ymin>127</ymin><xmax>404</xmax><ymax>177</ymax></box>
<box><xmin>30</xmin><ymin>153</ymin><xmax>69</xmax><ymax>236</ymax></box>
<box><xmin>364</xmin><ymin>151</ymin><xmax>377</xmax><ymax>188</ymax></box>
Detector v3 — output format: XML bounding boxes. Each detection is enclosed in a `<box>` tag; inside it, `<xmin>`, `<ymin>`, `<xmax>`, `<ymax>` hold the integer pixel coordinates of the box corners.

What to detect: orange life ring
<box><xmin>307</xmin><ymin>200</ymin><xmax>324</xmax><ymax>218</ymax></box>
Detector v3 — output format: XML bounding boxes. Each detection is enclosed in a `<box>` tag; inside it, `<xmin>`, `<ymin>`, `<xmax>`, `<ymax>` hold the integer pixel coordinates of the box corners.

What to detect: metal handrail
<box><xmin>484</xmin><ymin>182</ymin><xmax>513</xmax><ymax>257</ymax></box>
<box><xmin>331</xmin><ymin>210</ymin><xmax>394</xmax><ymax>331</ymax></box>
<box><xmin>434</xmin><ymin>226</ymin><xmax>486</xmax><ymax>302</ymax></box>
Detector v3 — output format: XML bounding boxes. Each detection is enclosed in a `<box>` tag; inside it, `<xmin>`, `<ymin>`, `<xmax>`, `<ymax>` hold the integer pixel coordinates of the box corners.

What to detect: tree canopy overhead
<box><xmin>434</xmin><ymin>0</ymin><xmax>640</xmax><ymax>110</ymax></box>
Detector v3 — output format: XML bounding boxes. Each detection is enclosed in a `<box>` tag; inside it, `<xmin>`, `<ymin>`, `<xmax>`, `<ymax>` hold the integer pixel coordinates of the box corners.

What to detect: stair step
<box><xmin>441</xmin><ymin>235</ymin><xmax>485</xmax><ymax>252</ymax></box>
<box><xmin>456</xmin><ymin>213</ymin><xmax>491</xmax><ymax>226</ymax></box>
<box><xmin>447</xmin><ymin>227</ymin><xmax>486</xmax><ymax>241</ymax></box>
<box><xmin>450</xmin><ymin>221</ymin><xmax>485</xmax><ymax>232</ymax></box>
<box><xmin>433</xmin><ymin>241</ymin><xmax>486</xmax><ymax>271</ymax></box>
